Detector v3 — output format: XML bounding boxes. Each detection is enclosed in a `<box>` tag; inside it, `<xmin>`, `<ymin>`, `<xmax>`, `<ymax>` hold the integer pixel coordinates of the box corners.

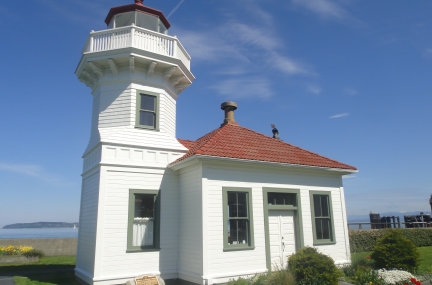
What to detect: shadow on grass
<box><xmin>14</xmin><ymin>271</ymin><xmax>79</xmax><ymax>285</ymax></box>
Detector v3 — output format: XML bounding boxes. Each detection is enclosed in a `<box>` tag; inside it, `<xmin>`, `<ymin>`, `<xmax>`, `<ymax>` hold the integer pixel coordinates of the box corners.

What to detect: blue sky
<box><xmin>1</xmin><ymin>0</ymin><xmax>431</xmax><ymax>227</ymax></box>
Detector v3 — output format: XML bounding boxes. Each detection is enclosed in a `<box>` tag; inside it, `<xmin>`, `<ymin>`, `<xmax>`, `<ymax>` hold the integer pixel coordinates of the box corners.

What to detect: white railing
<box><xmin>82</xmin><ymin>25</ymin><xmax>191</xmax><ymax>69</ymax></box>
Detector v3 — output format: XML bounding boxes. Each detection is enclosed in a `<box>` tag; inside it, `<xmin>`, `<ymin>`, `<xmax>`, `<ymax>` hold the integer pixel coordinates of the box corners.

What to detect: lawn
<box><xmin>0</xmin><ymin>256</ymin><xmax>78</xmax><ymax>285</ymax></box>
<box><xmin>351</xmin><ymin>246</ymin><xmax>432</xmax><ymax>273</ymax></box>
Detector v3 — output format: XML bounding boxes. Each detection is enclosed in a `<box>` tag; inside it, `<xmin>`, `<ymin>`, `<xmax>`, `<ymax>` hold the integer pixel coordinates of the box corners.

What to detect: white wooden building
<box><xmin>74</xmin><ymin>1</ymin><xmax>357</xmax><ymax>285</ymax></box>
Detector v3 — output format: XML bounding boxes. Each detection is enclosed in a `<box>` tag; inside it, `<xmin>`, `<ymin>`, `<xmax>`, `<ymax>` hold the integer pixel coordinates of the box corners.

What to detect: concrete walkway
<box><xmin>0</xmin><ymin>276</ymin><xmax>15</xmax><ymax>285</ymax></box>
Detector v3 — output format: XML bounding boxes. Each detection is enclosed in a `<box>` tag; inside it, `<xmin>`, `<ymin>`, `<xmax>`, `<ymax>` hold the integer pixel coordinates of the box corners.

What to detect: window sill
<box><xmin>134</xmin><ymin>125</ymin><xmax>159</xmax><ymax>131</ymax></box>
<box><xmin>223</xmin><ymin>246</ymin><xmax>255</xmax><ymax>252</ymax></box>
<box><xmin>126</xmin><ymin>247</ymin><xmax>161</xmax><ymax>253</ymax></box>
<box><xmin>313</xmin><ymin>241</ymin><xmax>336</xmax><ymax>246</ymax></box>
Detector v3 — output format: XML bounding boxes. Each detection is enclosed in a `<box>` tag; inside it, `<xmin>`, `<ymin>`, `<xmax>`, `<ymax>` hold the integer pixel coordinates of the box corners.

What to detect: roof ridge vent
<box><xmin>221</xmin><ymin>101</ymin><xmax>238</xmax><ymax>127</ymax></box>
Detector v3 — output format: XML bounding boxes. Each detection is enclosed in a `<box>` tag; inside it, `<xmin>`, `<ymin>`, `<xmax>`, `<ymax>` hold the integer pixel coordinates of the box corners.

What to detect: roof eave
<box><xmin>169</xmin><ymin>154</ymin><xmax>358</xmax><ymax>174</ymax></box>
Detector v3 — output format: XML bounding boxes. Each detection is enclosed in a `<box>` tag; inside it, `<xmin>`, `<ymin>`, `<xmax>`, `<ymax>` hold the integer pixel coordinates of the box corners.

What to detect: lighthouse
<box><xmin>75</xmin><ymin>1</ymin><xmax>193</xmax><ymax>284</ymax></box>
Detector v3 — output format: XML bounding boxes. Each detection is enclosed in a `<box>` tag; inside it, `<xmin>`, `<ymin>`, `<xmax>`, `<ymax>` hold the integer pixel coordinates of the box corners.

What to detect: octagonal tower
<box><xmin>75</xmin><ymin>1</ymin><xmax>194</xmax><ymax>284</ymax></box>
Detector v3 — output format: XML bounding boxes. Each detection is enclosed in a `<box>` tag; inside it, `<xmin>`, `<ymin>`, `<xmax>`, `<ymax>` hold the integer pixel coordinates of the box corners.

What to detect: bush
<box><xmin>342</xmin><ymin>253</ymin><xmax>374</xmax><ymax>278</ymax></box>
<box><xmin>288</xmin><ymin>247</ymin><xmax>340</xmax><ymax>285</ymax></box>
<box><xmin>371</xmin><ymin>231</ymin><xmax>420</xmax><ymax>272</ymax></box>
<box><xmin>266</xmin><ymin>268</ymin><xmax>295</xmax><ymax>285</ymax></box>
<box><xmin>349</xmin><ymin>229</ymin><xmax>432</xmax><ymax>253</ymax></box>
<box><xmin>22</xmin><ymin>249</ymin><xmax>44</xmax><ymax>259</ymax></box>
<box><xmin>0</xmin><ymin>245</ymin><xmax>35</xmax><ymax>256</ymax></box>
<box><xmin>227</xmin><ymin>277</ymin><xmax>252</xmax><ymax>285</ymax></box>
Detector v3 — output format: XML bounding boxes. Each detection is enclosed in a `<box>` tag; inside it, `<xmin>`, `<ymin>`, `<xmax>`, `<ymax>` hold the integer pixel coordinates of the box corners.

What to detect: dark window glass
<box><xmin>268</xmin><ymin>192</ymin><xmax>296</xmax><ymax>206</ymax></box>
<box><xmin>313</xmin><ymin>194</ymin><xmax>332</xmax><ymax>240</ymax></box>
<box><xmin>227</xmin><ymin>192</ymin><xmax>249</xmax><ymax>245</ymax></box>
<box><xmin>141</xmin><ymin>95</ymin><xmax>155</xmax><ymax>111</ymax></box>
<box><xmin>134</xmin><ymin>194</ymin><xmax>155</xmax><ymax>218</ymax></box>
<box><xmin>139</xmin><ymin>111</ymin><xmax>155</xmax><ymax>127</ymax></box>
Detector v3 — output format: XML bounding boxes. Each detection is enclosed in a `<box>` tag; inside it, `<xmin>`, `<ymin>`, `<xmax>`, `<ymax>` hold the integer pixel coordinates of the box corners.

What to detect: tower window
<box><xmin>136</xmin><ymin>92</ymin><xmax>159</xmax><ymax>130</ymax></box>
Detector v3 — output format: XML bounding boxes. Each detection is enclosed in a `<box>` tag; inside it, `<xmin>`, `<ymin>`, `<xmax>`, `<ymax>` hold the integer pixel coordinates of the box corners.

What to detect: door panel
<box><xmin>269</xmin><ymin>210</ymin><xmax>296</xmax><ymax>268</ymax></box>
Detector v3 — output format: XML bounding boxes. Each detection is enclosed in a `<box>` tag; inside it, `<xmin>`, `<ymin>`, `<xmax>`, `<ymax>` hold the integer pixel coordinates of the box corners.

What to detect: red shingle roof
<box><xmin>174</xmin><ymin>123</ymin><xmax>356</xmax><ymax>171</ymax></box>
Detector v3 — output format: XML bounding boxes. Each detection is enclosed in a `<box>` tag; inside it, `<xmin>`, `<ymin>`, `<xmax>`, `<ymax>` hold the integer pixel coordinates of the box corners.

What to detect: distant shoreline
<box><xmin>3</xmin><ymin>222</ymin><xmax>79</xmax><ymax>229</ymax></box>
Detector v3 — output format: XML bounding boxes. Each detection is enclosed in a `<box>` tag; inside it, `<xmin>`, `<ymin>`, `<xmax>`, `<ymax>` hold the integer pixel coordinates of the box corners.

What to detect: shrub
<box><xmin>343</xmin><ymin>253</ymin><xmax>374</xmax><ymax>278</ymax></box>
<box><xmin>266</xmin><ymin>268</ymin><xmax>295</xmax><ymax>285</ymax></box>
<box><xmin>227</xmin><ymin>277</ymin><xmax>252</xmax><ymax>285</ymax></box>
<box><xmin>349</xmin><ymin>229</ymin><xmax>432</xmax><ymax>253</ymax></box>
<box><xmin>22</xmin><ymin>249</ymin><xmax>44</xmax><ymax>259</ymax></box>
<box><xmin>371</xmin><ymin>231</ymin><xmax>420</xmax><ymax>272</ymax></box>
<box><xmin>288</xmin><ymin>247</ymin><xmax>340</xmax><ymax>285</ymax></box>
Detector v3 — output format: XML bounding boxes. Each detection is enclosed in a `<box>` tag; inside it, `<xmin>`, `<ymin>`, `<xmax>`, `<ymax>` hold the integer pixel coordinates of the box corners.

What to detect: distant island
<box><xmin>3</xmin><ymin>222</ymin><xmax>79</xmax><ymax>229</ymax></box>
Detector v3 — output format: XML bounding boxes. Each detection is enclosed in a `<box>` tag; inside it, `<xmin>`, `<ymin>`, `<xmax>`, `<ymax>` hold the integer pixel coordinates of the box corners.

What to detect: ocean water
<box><xmin>0</xmin><ymin>228</ymin><xmax>79</xmax><ymax>239</ymax></box>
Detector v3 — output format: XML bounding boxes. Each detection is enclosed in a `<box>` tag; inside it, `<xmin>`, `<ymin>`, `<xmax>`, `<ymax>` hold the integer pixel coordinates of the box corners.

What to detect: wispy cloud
<box><xmin>345</xmin><ymin>88</ymin><xmax>358</xmax><ymax>95</ymax></box>
<box><xmin>209</xmin><ymin>78</ymin><xmax>272</xmax><ymax>99</ymax></box>
<box><xmin>179</xmin><ymin>23</ymin><xmax>312</xmax><ymax>78</ymax></box>
<box><xmin>329</xmin><ymin>112</ymin><xmax>349</xmax><ymax>119</ymax></box>
<box><xmin>424</xmin><ymin>48</ymin><xmax>432</xmax><ymax>58</ymax></box>
<box><xmin>307</xmin><ymin>85</ymin><xmax>322</xmax><ymax>95</ymax></box>
<box><xmin>291</xmin><ymin>0</ymin><xmax>363</xmax><ymax>26</ymax></box>
<box><xmin>0</xmin><ymin>162</ymin><xmax>71</xmax><ymax>186</ymax></box>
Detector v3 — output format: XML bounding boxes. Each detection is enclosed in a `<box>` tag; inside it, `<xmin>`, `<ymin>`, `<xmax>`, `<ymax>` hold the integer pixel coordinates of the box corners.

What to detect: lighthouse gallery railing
<box><xmin>82</xmin><ymin>25</ymin><xmax>191</xmax><ymax>69</ymax></box>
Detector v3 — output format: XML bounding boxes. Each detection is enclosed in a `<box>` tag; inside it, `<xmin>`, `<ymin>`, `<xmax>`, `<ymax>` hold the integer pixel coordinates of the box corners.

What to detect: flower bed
<box><xmin>0</xmin><ymin>245</ymin><xmax>44</xmax><ymax>264</ymax></box>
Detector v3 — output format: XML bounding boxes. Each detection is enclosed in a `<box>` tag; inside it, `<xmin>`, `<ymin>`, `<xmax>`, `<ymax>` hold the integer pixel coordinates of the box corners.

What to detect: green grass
<box><xmin>0</xmin><ymin>256</ymin><xmax>77</xmax><ymax>285</ymax></box>
<box><xmin>351</xmin><ymin>246</ymin><xmax>432</xmax><ymax>273</ymax></box>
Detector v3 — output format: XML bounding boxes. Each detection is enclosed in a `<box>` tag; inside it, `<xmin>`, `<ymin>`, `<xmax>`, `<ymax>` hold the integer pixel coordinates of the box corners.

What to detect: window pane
<box><xmin>321</xmin><ymin>196</ymin><xmax>329</xmax><ymax>217</ymax></box>
<box><xmin>316</xmin><ymin>218</ymin><xmax>323</xmax><ymax>239</ymax></box>
<box><xmin>133</xmin><ymin>194</ymin><xmax>155</xmax><ymax>246</ymax></box>
<box><xmin>314</xmin><ymin>195</ymin><xmax>322</xmax><ymax>217</ymax></box>
<box><xmin>268</xmin><ymin>192</ymin><xmax>296</xmax><ymax>206</ymax></box>
<box><xmin>141</xmin><ymin>95</ymin><xmax>155</xmax><ymax>111</ymax></box>
<box><xmin>322</xmin><ymin>218</ymin><xmax>330</xmax><ymax>239</ymax></box>
<box><xmin>140</xmin><ymin>111</ymin><xmax>155</xmax><ymax>127</ymax></box>
<box><xmin>228</xmin><ymin>219</ymin><xmax>248</xmax><ymax>245</ymax></box>
<box><xmin>237</xmin><ymin>192</ymin><xmax>247</xmax><ymax>218</ymax></box>
<box><xmin>134</xmin><ymin>194</ymin><xmax>154</xmax><ymax>218</ymax></box>
<box><xmin>228</xmin><ymin>192</ymin><xmax>237</xmax><ymax>217</ymax></box>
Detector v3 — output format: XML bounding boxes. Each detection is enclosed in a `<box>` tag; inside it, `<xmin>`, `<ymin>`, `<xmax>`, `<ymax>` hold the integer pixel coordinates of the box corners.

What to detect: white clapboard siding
<box><xmin>84</xmin><ymin>84</ymin><xmax>185</xmax><ymax>155</ymax></box>
<box><xmin>178</xmin><ymin>164</ymin><xmax>203</xmax><ymax>282</ymax></box>
<box><xmin>96</xmin><ymin>168</ymin><xmax>179</xmax><ymax>278</ymax></box>
<box><xmin>200</xmin><ymin>163</ymin><xmax>349</xmax><ymax>280</ymax></box>
<box><xmin>76</xmin><ymin>171</ymin><xmax>100</xmax><ymax>277</ymax></box>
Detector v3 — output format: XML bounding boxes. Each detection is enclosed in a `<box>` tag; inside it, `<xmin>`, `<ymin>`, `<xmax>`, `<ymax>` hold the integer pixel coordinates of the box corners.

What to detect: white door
<box><xmin>268</xmin><ymin>210</ymin><xmax>296</xmax><ymax>269</ymax></box>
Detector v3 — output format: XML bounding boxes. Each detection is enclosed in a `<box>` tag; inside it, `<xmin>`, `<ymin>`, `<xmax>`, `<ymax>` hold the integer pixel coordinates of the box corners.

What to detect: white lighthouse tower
<box><xmin>75</xmin><ymin>1</ymin><xmax>193</xmax><ymax>284</ymax></box>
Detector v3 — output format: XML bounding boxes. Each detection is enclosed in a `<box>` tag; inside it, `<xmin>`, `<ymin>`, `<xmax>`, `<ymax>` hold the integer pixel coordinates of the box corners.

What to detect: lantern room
<box><xmin>105</xmin><ymin>0</ymin><xmax>170</xmax><ymax>34</ymax></box>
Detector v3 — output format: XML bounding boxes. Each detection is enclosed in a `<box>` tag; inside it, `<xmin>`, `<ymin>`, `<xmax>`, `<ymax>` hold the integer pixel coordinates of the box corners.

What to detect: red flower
<box><xmin>410</xmin><ymin>278</ymin><xmax>417</xmax><ymax>283</ymax></box>
<box><xmin>404</xmin><ymin>283</ymin><xmax>409</xmax><ymax>285</ymax></box>
<box><xmin>415</xmin><ymin>281</ymin><xmax>421</xmax><ymax>285</ymax></box>
<box><xmin>366</xmin><ymin>256</ymin><xmax>371</xmax><ymax>259</ymax></box>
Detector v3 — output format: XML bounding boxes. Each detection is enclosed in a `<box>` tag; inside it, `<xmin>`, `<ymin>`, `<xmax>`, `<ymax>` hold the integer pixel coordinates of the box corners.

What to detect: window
<box><xmin>136</xmin><ymin>91</ymin><xmax>159</xmax><ymax>130</ymax></box>
<box><xmin>310</xmin><ymin>191</ymin><xmax>336</xmax><ymax>245</ymax></box>
<box><xmin>222</xmin><ymin>187</ymin><xmax>254</xmax><ymax>251</ymax></box>
<box><xmin>267</xmin><ymin>192</ymin><xmax>296</xmax><ymax>206</ymax></box>
<box><xmin>127</xmin><ymin>190</ymin><xmax>160</xmax><ymax>251</ymax></box>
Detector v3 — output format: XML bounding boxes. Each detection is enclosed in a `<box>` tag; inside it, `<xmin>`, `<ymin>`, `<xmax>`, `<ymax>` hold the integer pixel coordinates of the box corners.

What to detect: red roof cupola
<box><xmin>105</xmin><ymin>0</ymin><xmax>170</xmax><ymax>33</ymax></box>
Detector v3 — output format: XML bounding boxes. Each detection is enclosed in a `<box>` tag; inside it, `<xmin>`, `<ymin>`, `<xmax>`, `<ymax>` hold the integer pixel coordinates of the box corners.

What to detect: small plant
<box><xmin>0</xmin><ymin>245</ymin><xmax>35</xmax><ymax>256</ymax></box>
<box><xmin>376</xmin><ymin>269</ymin><xmax>416</xmax><ymax>285</ymax></box>
<box><xmin>227</xmin><ymin>277</ymin><xmax>251</xmax><ymax>285</ymax></box>
<box><xmin>22</xmin><ymin>249</ymin><xmax>44</xmax><ymax>259</ymax></box>
<box><xmin>343</xmin><ymin>253</ymin><xmax>374</xmax><ymax>278</ymax></box>
<box><xmin>266</xmin><ymin>268</ymin><xmax>295</xmax><ymax>285</ymax></box>
<box><xmin>353</xmin><ymin>266</ymin><xmax>386</xmax><ymax>285</ymax></box>
<box><xmin>288</xmin><ymin>247</ymin><xmax>340</xmax><ymax>285</ymax></box>
<box><xmin>371</xmin><ymin>231</ymin><xmax>420</xmax><ymax>272</ymax></box>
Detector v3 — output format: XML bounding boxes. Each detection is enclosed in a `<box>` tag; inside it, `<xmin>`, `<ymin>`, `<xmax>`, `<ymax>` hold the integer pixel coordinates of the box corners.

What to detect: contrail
<box><xmin>167</xmin><ymin>0</ymin><xmax>185</xmax><ymax>19</ymax></box>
